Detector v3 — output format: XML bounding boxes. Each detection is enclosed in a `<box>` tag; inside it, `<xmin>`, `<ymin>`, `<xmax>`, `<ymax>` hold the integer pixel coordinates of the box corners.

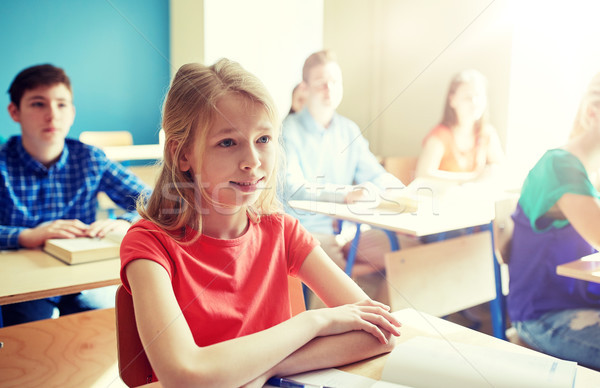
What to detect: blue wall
<box><xmin>0</xmin><ymin>0</ymin><xmax>170</xmax><ymax>145</ymax></box>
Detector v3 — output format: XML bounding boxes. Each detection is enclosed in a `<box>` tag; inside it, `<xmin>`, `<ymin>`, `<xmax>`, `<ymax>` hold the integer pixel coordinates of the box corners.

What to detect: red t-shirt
<box><xmin>423</xmin><ymin>124</ymin><xmax>490</xmax><ymax>172</ymax></box>
<box><xmin>120</xmin><ymin>213</ymin><xmax>318</xmax><ymax>347</ymax></box>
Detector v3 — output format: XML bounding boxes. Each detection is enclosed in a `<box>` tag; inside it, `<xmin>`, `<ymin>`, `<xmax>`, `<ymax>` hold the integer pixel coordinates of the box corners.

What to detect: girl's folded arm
<box><xmin>246</xmin><ymin>245</ymin><xmax>401</xmax><ymax>381</ymax></box>
<box><xmin>126</xmin><ymin>258</ymin><xmax>399</xmax><ymax>388</ymax></box>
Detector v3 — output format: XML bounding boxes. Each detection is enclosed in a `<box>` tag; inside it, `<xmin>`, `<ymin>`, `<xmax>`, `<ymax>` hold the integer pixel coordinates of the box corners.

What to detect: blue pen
<box><xmin>267</xmin><ymin>376</ymin><xmax>335</xmax><ymax>388</ymax></box>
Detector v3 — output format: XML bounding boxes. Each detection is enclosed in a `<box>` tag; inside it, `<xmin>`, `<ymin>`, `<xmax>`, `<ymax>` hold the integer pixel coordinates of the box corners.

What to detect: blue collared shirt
<box><xmin>282</xmin><ymin>108</ymin><xmax>403</xmax><ymax>234</ymax></box>
<box><xmin>0</xmin><ymin>136</ymin><xmax>151</xmax><ymax>249</ymax></box>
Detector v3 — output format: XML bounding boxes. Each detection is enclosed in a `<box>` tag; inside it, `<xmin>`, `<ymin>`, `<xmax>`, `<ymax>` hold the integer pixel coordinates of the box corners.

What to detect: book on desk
<box><xmin>275</xmin><ymin>336</ymin><xmax>577</xmax><ymax>388</ymax></box>
<box><xmin>376</xmin><ymin>337</ymin><xmax>576</xmax><ymax>388</ymax></box>
<box><xmin>43</xmin><ymin>232</ymin><xmax>124</xmax><ymax>265</ymax></box>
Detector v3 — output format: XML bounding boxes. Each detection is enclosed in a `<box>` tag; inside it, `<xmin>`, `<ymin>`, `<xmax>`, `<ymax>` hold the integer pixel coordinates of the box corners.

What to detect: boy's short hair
<box><xmin>302</xmin><ymin>50</ymin><xmax>337</xmax><ymax>82</ymax></box>
<box><xmin>8</xmin><ymin>64</ymin><xmax>72</xmax><ymax>107</ymax></box>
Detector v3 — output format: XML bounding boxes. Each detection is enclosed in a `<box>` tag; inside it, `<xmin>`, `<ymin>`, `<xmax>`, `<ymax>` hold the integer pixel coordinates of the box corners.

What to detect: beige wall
<box><xmin>171</xmin><ymin>0</ymin><xmax>600</xmax><ymax>188</ymax></box>
<box><xmin>324</xmin><ymin>0</ymin><xmax>513</xmax><ymax>158</ymax></box>
<box><xmin>170</xmin><ymin>0</ymin><xmax>323</xmax><ymax>119</ymax></box>
<box><xmin>170</xmin><ymin>0</ymin><xmax>205</xmax><ymax>76</ymax></box>
<box><xmin>505</xmin><ymin>1</ymin><xmax>600</xmax><ymax>183</ymax></box>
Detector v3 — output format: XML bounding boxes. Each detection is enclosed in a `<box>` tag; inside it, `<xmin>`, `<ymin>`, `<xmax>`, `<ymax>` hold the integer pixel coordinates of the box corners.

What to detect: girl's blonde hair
<box><xmin>570</xmin><ymin>72</ymin><xmax>600</xmax><ymax>139</ymax></box>
<box><xmin>138</xmin><ymin>59</ymin><xmax>281</xmax><ymax>240</ymax></box>
<box><xmin>440</xmin><ymin>69</ymin><xmax>489</xmax><ymax>136</ymax></box>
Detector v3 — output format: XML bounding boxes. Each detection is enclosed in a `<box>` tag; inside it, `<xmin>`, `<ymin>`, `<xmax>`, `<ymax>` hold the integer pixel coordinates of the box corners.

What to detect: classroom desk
<box><xmin>557</xmin><ymin>252</ymin><xmax>600</xmax><ymax>284</ymax></box>
<box><xmin>6</xmin><ymin>308</ymin><xmax>593</xmax><ymax>388</ymax></box>
<box><xmin>288</xmin><ymin>198</ymin><xmax>507</xmax><ymax>339</ymax></box>
<box><xmin>0</xmin><ymin>249</ymin><xmax>120</xmax><ymax>305</ymax></box>
<box><xmin>127</xmin><ymin>309</ymin><xmax>600</xmax><ymax>388</ymax></box>
<box><xmin>102</xmin><ymin>144</ymin><xmax>163</xmax><ymax>162</ymax></box>
<box><xmin>336</xmin><ymin>308</ymin><xmax>600</xmax><ymax>387</ymax></box>
<box><xmin>288</xmin><ymin>198</ymin><xmax>494</xmax><ymax>237</ymax></box>
<box><xmin>0</xmin><ymin>308</ymin><xmax>126</xmax><ymax>388</ymax></box>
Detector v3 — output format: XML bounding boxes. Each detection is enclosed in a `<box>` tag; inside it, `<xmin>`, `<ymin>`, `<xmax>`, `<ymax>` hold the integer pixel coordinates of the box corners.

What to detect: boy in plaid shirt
<box><xmin>1</xmin><ymin>64</ymin><xmax>149</xmax><ymax>326</ymax></box>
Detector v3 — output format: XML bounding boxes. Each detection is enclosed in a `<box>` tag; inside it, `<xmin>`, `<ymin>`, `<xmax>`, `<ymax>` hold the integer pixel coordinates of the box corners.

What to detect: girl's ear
<box><xmin>583</xmin><ymin>103</ymin><xmax>600</xmax><ymax>131</ymax></box>
<box><xmin>170</xmin><ymin>140</ymin><xmax>191</xmax><ymax>172</ymax></box>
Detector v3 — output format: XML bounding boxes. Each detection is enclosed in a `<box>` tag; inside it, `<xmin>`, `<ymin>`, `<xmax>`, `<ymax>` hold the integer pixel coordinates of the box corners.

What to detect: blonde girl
<box><xmin>120</xmin><ymin>59</ymin><xmax>401</xmax><ymax>387</ymax></box>
<box><xmin>416</xmin><ymin>69</ymin><xmax>504</xmax><ymax>182</ymax></box>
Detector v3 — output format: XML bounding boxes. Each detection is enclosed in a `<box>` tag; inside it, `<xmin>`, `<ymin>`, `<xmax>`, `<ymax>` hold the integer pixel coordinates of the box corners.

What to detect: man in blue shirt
<box><xmin>283</xmin><ymin>50</ymin><xmax>404</xmax><ymax>278</ymax></box>
<box><xmin>1</xmin><ymin>64</ymin><xmax>150</xmax><ymax>326</ymax></box>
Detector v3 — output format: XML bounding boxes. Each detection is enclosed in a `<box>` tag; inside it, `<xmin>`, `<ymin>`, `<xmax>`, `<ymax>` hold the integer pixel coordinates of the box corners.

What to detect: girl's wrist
<box><xmin>298</xmin><ymin>309</ymin><xmax>326</xmax><ymax>337</ymax></box>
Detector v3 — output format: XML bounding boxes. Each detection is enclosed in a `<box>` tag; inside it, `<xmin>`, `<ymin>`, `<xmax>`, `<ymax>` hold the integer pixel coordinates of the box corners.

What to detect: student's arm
<box><xmin>245</xmin><ymin>247</ymin><xmax>401</xmax><ymax>386</ymax></box>
<box><xmin>99</xmin><ymin>159</ymin><xmax>151</xmax><ymax>223</ymax></box>
<box><xmin>126</xmin><ymin>258</ymin><xmax>400</xmax><ymax>388</ymax></box>
<box><xmin>0</xmin><ymin>225</ymin><xmax>26</xmax><ymax>249</ymax></box>
<box><xmin>351</xmin><ymin>128</ymin><xmax>404</xmax><ymax>192</ymax></box>
<box><xmin>416</xmin><ymin>137</ymin><xmax>479</xmax><ymax>182</ymax></box>
<box><xmin>16</xmin><ymin>220</ymin><xmax>90</xmax><ymax>248</ymax></box>
<box><xmin>557</xmin><ymin>193</ymin><xmax>600</xmax><ymax>250</ymax></box>
<box><xmin>86</xmin><ymin>218</ymin><xmax>131</xmax><ymax>238</ymax></box>
<box><xmin>88</xmin><ymin>158</ymin><xmax>150</xmax><ymax>237</ymax></box>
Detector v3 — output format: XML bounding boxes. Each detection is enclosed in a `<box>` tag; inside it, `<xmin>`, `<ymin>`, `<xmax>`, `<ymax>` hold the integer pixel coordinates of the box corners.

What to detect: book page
<box><xmin>380</xmin><ymin>337</ymin><xmax>577</xmax><ymax>388</ymax></box>
<box><xmin>104</xmin><ymin>229</ymin><xmax>126</xmax><ymax>244</ymax></box>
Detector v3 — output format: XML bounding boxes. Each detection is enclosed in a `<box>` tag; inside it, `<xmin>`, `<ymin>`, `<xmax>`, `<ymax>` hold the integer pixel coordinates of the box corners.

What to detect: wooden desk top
<box><xmin>102</xmin><ymin>144</ymin><xmax>163</xmax><ymax>162</ymax></box>
<box><xmin>10</xmin><ymin>308</ymin><xmax>592</xmax><ymax>388</ymax></box>
<box><xmin>338</xmin><ymin>308</ymin><xmax>600</xmax><ymax>387</ymax></box>
<box><xmin>557</xmin><ymin>253</ymin><xmax>600</xmax><ymax>284</ymax></box>
<box><xmin>288</xmin><ymin>198</ymin><xmax>494</xmax><ymax>237</ymax></box>
<box><xmin>0</xmin><ymin>308</ymin><xmax>126</xmax><ymax>388</ymax></box>
<box><xmin>0</xmin><ymin>249</ymin><xmax>121</xmax><ymax>305</ymax></box>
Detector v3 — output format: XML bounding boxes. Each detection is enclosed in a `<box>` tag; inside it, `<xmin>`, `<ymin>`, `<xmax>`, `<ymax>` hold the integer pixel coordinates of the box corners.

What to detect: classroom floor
<box><xmin>445</xmin><ymin>302</ymin><xmax>495</xmax><ymax>336</ymax></box>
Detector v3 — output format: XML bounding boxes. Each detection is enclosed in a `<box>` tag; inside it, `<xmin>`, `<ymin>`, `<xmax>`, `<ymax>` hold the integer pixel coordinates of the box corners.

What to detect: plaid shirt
<box><xmin>0</xmin><ymin>136</ymin><xmax>150</xmax><ymax>249</ymax></box>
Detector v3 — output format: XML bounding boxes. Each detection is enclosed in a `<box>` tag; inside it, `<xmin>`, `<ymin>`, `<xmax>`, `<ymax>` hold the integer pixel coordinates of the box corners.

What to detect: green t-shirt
<box><xmin>519</xmin><ymin>149</ymin><xmax>599</xmax><ymax>232</ymax></box>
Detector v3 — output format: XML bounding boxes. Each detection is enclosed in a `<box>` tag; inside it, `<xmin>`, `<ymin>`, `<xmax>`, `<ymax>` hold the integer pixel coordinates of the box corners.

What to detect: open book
<box><xmin>43</xmin><ymin>231</ymin><xmax>124</xmax><ymax>265</ymax></box>
<box><xmin>373</xmin><ymin>337</ymin><xmax>577</xmax><ymax>388</ymax></box>
<box><xmin>267</xmin><ymin>337</ymin><xmax>577</xmax><ymax>388</ymax></box>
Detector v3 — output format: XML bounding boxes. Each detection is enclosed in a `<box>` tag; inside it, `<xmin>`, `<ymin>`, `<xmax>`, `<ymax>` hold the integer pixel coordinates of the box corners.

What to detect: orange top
<box><xmin>423</xmin><ymin>124</ymin><xmax>490</xmax><ymax>172</ymax></box>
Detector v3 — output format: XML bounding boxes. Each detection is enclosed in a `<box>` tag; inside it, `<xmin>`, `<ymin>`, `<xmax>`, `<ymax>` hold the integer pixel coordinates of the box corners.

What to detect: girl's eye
<box><xmin>218</xmin><ymin>139</ymin><xmax>235</xmax><ymax>147</ymax></box>
<box><xmin>257</xmin><ymin>135</ymin><xmax>270</xmax><ymax>144</ymax></box>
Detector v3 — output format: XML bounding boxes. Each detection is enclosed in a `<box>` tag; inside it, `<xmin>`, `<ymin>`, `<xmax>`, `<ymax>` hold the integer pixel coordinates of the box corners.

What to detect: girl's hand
<box><xmin>309</xmin><ymin>299</ymin><xmax>402</xmax><ymax>344</ymax></box>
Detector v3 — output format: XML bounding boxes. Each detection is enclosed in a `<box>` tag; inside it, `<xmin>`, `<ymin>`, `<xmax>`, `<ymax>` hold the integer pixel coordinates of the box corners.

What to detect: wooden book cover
<box><xmin>43</xmin><ymin>232</ymin><xmax>124</xmax><ymax>265</ymax></box>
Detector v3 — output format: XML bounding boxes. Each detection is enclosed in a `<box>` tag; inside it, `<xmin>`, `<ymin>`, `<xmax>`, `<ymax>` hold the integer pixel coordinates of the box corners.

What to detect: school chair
<box><xmin>382</xmin><ymin>156</ymin><xmax>418</xmax><ymax>185</ymax></box>
<box><xmin>492</xmin><ymin>194</ymin><xmax>535</xmax><ymax>349</ymax></box>
<box><xmin>115</xmin><ymin>277</ymin><xmax>306</xmax><ymax>387</ymax></box>
<box><xmin>79</xmin><ymin>130</ymin><xmax>135</xmax><ymax>219</ymax></box>
<box><xmin>493</xmin><ymin>193</ymin><xmax>518</xmax><ymax>266</ymax></box>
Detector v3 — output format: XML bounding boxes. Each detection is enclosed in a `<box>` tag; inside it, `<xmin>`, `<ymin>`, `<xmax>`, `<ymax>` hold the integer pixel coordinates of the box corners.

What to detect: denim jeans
<box><xmin>514</xmin><ymin>308</ymin><xmax>600</xmax><ymax>370</ymax></box>
<box><xmin>2</xmin><ymin>285</ymin><xmax>118</xmax><ymax>326</ymax></box>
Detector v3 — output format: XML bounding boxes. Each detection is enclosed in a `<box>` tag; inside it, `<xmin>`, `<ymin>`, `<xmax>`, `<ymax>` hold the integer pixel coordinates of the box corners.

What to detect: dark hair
<box><xmin>8</xmin><ymin>64</ymin><xmax>72</xmax><ymax>108</ymax></box>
